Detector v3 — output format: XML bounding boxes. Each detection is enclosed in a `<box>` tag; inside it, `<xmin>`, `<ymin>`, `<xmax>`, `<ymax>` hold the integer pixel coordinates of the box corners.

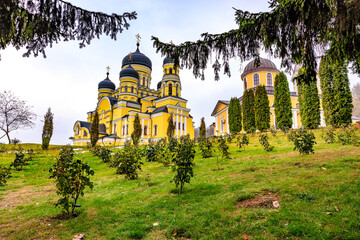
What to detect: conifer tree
<box><xmin>274</xmin><ymin>72</ymin><xmax>292</xmax><ymax>130</ymax></box>
<box><xmin>167</xmin><ymin>113</ymin><xmax>175</xmax><ymax>139</ymax></box>
<box><xmin>131</xmin><ymin>113</ymin><xmax>142</xmax><ymax>146</ymax></box>
<box><xmin>242</xmin><ymin>89</ymin><xmax>255</xmax><ymax>132</ymax></box>
<box><xmin>90</xmin><ymin>110</ymin><xmax>99</xmax><ymax>147</ymax></box>
<box><xmin>41</xmin><ymin>107</ymin><xmax>53</xmax><ymax>150</ymax></box>
<box><xmin>228</xmin><ymin>97</ymin><xmax>242</xmax><ymax>134</ymax></box>
<box><xmin>255</xmin><ymin>85</ymin><xmax>270</xmax><ymax>132</ymax></box>
<box><xmin>199</xmin><ymin>117</ymin><xmax>206</xmax><ymax>138</ymax></box>
<box><xmin>298</xmin><ymin>76</ymin><xmax>320</xmax><ymax>129</ymax></box>
<box><xmin>319</xmin><ymin>56</ymin><xmax>353</xmax><ymax>127</ymax></box>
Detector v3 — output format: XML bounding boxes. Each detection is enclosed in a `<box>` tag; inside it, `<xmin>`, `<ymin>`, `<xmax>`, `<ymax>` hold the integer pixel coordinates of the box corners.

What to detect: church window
<box><xmin>253</xmin><ymin>73</ymin><xmax>260</xmax><ymax>87</ymax></box>
<box><xmin>113</xmin><ymin>124</ymin><xmax>117</xmax><ymax>134</ymax></box>
<box><xmin>122</xmin><ymin>125</ymin><xmax>125</xmax><ymax>136</ymax></box>
<box><xmin>143</xmin><ymin>77</ymin><xmax>145</xmax><ymax>85</ymax></box>
<box><xmin>126</xmin><ymin>124</ymin><xmax>129</xmax><ymax>135</ymax></box>
<box><xmin>144</xmin><ymin>125</ymin><xmax>148</xmax><ymax>136</ymax></box>
<box><xmin>154</xmin><ymin>125</ymin><xmax>158</xmax><ymax>136</ymax></box>
<box><xmin>131</xmin><ymin>86</ymin><xmax>134</xmax><ymax>93</ymax></box>
<box><xmin>83</xmin><ymin>130</ymin><xmax>87</xmax><ymax>137</ymax></box>
<box><xmin>267</xmin><ymin>73</ymin><xmax>273</xmax><ymax>86</ymax></box>
<box><xmin>182</xmin><ymin>123</ymin><xmax>185</xmax><ymax>130</ymax></box>
<box><xmin>169</xmin><ymin>84</ymin><xmax>173</xmax><ymax>95</ymax></box>
<box><xmin>174</xmin><ymin>122</ymin><xmax>177</xmax><ymax>130</ymax></box>
<box><xmin>141</xmin><ymin>92</ymin><xmax>143</xmax><ymax>97</ymax></box>
<box><xmin>76</xmin><ymin>126</ymin><xmax>80</xmax><ymax>135</ymax></box>
<box><xmin>125</xmin><ymin>86</ymin><xmax>128</xmax><ymax>92</ymax></box>
<box><xmin>178</xmin><ymin>122</ymin><xmax>180</xmax><ymax>130</ymax></box>
<box><xmin>244</xmin><ymin>77</ymin><xmax>247</xmax><ymax>90</ymax></box>
<box><xmin>170</xmin><ymin>68</ymin><xmax>173</xmax><ymax>74</ymax></box>
<box><xmin>176</xmin><ymin>86</ymin><xmax>179</xmax><ymax>96</ymax></box>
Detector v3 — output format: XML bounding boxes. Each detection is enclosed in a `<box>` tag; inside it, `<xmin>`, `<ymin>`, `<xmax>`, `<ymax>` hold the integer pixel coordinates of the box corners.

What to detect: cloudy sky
<box><xmin>1</xmin><ymin>0</ymin><xmax>359</xmax><ymax>144</ymax></box>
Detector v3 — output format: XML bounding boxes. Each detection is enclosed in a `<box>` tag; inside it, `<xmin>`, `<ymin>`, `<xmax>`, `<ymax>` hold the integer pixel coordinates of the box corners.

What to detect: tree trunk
<box><xmin>6</xmin><ymin>132</ymin><xmax>10</xmax><ymax>144</ymax></box>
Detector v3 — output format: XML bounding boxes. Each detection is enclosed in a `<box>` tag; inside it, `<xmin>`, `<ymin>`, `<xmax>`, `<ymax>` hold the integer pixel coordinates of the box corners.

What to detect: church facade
<box><xmin>72</xmin><ymin>42</ymin><xmax>194</xmax><ymax>146</ymax></box>
<box><xmin>211</xmin><ymin>58</ymin><xmax>325</xmax><ymax>135</ymax></box>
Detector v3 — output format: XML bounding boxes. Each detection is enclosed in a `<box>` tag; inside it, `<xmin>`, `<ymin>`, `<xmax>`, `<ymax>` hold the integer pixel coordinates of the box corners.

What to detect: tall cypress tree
<box><xmin>274</xmin><ymin>72</ymin><xmax>292</xmax><ymax>130</ymax></box>
<box><xmin>242</xmin><ymin>89</ymin><xmax>255</xmax><ymax>132</ymax></box>
<box><xmin>255</xmin><ymin>85</ymin><xmax>270</xmax><ymax>132</ymax></box>
<box><xmin>90</xmin><ymin>110</ymin><xmax>99</xmax><ymax>147</ymax></box>
<box><xmin>228</xmin><ymin>97</ymin><xmax>242</xmax><ymax>134</ymax></box>
<box><xmin>199</xmin><ymin>117</ymin><xmax>206</xmax><ymax>138</ymax></box>
<box><xmin>319</xmin><ymin>56</ymin><xmax>353</xmax><ymax>127</ymax></box>
<box><xmin>297</xmin><ymin>72</ymin><xmax>320</xmax><ymax>129</ymax></box>
<box><xmin>131</xmin><ymin>113</ymin><xmax>142</xmax><ymax>146</ymax></box>
<box><xmin>167</xmin><ymin>113</ymin><xmax>175</xmax><ymax>139</ymax></box>
<box><xmin>41</xmin><ymin>107</ymin><xmax>54</xmax><ymax>150</ymax></box>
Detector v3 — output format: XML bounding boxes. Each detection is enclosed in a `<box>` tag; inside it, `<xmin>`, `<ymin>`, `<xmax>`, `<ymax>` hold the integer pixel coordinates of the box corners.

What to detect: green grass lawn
<box><xmin>0</xmin><ymin>129</ymin><xmax>359</xmax><ymax>239</ymax></box>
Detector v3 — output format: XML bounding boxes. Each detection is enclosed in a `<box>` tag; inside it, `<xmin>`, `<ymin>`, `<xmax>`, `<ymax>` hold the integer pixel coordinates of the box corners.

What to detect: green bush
<box><xmin>259</xmin><ymin>134</ymin><xmax>274</xmax><ymax>152</ymax></box>
<box><xmin>321</xmin><ymin>128</ymin><xmax>336</xmax><ymax>143</ymax></box>
<box><xmin>337</xmin><ymin>126</ymin><xmax>358</xmax><ymax>145</ymax></box>
<box><xmin>236</xmin><ymin>133</ymin><xmax>249</xmax><ymax>151</ymax></box>
<box><xmin>90</xmin><ymin>146</ymin><xmax>112</xmax><ymax>163</ymax></box>
<box><xmin>0</xmin><ymin>164</ymin><xmax>11</xmax><ymax>186</ymax></box>
<box><xmin>291</xmin><ymin>128</ymin><xmax>316</xmax><ymax>154</ymax></box>
<box><xmin>198</xmin><ymin>137</ymin><xmax>213</xmax><ymax>158</ymax></box>
<box><xmin>171</xmin><ymin>135</ymin><xmax>196</xmax><ymax>194</ymax></box>
<box><xmin>287</xmin><ymin>129</ymin><xmax>297</xmax><ymax>142</ymax></box>
<box><xmin>10</xmin><ymin>151</ymin><xmax>27</xmax><ymax>171</ymax></box>
<box><xmin>49</xmin><ymin>145</ymin><xmax>94</xmax><ymax>218</ymax></box>
<box><xmin>112</xmin><ymin>142</ymin><xmax>143</xmax><ymax>180</ymax></box>
<box><xmin>217</xmin><ymin>136</ymin><xmax>230</xmax><ymax>158</ymax></box>
<box><xmin>269</xmin><ymin>126</ymin><xmax>277</xmax><ymax>137</ymax></box>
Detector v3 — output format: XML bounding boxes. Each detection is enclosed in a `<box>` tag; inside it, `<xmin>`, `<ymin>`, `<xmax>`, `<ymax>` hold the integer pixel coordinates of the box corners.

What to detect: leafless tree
<box><xmin>0</xmin><ymin>91</ymin><xmax>36</xmax><ymax>143</ymax></box>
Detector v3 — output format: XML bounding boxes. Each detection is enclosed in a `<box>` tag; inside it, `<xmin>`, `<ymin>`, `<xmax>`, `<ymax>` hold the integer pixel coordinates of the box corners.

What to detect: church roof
<box><xmin>122</xmin><ymin>43</ymin><xmax>152</xmax><ymax>69</ymax></box>
<box><xmin>163</xmin><ymin>57</ymin><xmax>174</xmax><ymax>65</ymax></box>
<box><xmin>75</xmin><ymin>121</ymin><xmax>107</xmax><ymax>135</ymax></box>
<box><xmin>151</xmin><ymin>106</ymin><xmax>168</xmax><ymax>114</ymax></box>
<box><xmin>241</xmin><ymin>58</ymin><xmax>278</xmax><ymax>79</ymax></box>
<box><xmin>120</xmin><ymin>65</ymin><xmax>140</xmax><ymax>79</ymax></box>
<box><xmin>98</xmin><ymin>74</ymin><xmax>115</xmax><ymax>90</ymax></box>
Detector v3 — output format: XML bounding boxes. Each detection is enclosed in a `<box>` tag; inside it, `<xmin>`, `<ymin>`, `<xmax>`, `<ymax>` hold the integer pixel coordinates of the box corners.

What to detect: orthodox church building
<box><xmin>72</xmin><ymin>39</ymin><xmax>194</xmax><ymax>146</ymax></box>
<box><xmin>211</xmin><ymin>58</ymin><xmax>325</xmax><ymax>135</ymax></box>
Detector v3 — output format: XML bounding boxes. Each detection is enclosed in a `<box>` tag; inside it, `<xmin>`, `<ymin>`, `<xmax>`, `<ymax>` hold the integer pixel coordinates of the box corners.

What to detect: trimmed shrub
<box><xmin>291</xmin><ymin>128</ymin><xmax>316</xmax><ymax>154</ymax></box>
<box><xmin>321</xmin><ymin>128</ymin><xmax>336</xmax><ymax>143</ymax></box>
<box><xmin>112</xmin><ymin>142</ymin><xmax>143</xmax><ymax>180</ymax></box>
<box><xmin>0</xmin><ymin>164</ymin><xmax>11</xmax><ymax>186</ymax></box>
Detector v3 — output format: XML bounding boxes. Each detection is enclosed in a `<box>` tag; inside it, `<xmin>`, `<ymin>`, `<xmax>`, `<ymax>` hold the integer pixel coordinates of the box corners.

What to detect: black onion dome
<box><xmin>120</xmin><ymin>65</ymin><xmax>139</xmax><ymax>79</ymax></box>
<box><xmin>163</xmin><ymin>57</ymin><xmax>174</xmax><ymax>65</ymax></box>
<box><xmin>157</xmin><ymin>81</ymin><xmax>162</xmax><ymax>89</ymax></box>
<box><xmin>122</xmin><ymin>43</ymin><xmax>152</xmax><ymax>69</ymax></box>
<box><xmin>98</xmin><ymin>74</ymin><xmax>115</xmax><ymax>90</ymax></box>
<box><xmin>241</xmin><ymin>58</ymin><xmax>278</xmax><ymax>78</ymax></box>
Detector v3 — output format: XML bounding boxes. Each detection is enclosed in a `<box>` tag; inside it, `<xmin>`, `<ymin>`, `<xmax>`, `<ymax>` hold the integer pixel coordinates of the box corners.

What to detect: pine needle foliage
<box><xmin>131</xmin><ymin>113</ymin><xmax>142</xmax><ymax>146</ymax></box>
<box><xmin>90</xmin><ymin>110</ymin><xmax>99</xmax><ymax>147</ymax></box>
<box><xmin>242</xmin><ymin>89</ymin><xmax>255</xmax><ymax>132</ymax></box>
<box><xmin>41</xmin><ymin>107</ymin><xmax>53</xmax><ymax>150</ymax></box>
<box><xmin>167</xmin><ymin>113</ymin><xmax>175</xmax><ymax>139</ymax></box>
<box><xmin>228</xmin><ymin>97</ymin><xmax>242</xmax><ymax>134</ymax></box>
<box><xmin>274</xmin><ymin>72</ymin><xmax>292</xmax><ymax>130</ymax></box>
<box><xmin>319</xmin><ymin>56</ymin><xmax>353</xmax><ymax>127</ymax></box>
<box><xmin>297</xmin><ymin>74</ymin><xmax>320</xmax><ymax>129</ymax></box>
<box><xmin>199</xmin><ymin>117</ymin><xmax>206</xmax><ymax>138</ymax></box>
<box><xmin>255</xmin><ymin>85</ymin><xmax>270</xmax><ymax>132</ymax></box>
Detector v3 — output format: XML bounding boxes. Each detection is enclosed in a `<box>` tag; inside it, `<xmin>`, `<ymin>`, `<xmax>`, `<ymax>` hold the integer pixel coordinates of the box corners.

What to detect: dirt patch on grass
<box><xmin>0</xmin><ymin>184</ymin><xmax>55</xmax><ymax>209</ymax></box>
<box><xmin>236</xmin><ymin>193</ymin><xmax>280</xmax><ymax>209</ymax></box>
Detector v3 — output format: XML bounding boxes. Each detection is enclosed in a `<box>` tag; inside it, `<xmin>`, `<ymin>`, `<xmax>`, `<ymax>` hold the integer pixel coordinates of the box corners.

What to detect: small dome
<box><xmin>122</xmin><ymin>43</ymin><xmax>152</xmax><ymax>69</ymax></box>
<box><xmin>120</xmin><ymin>65</ymin><xmax>139</xmax><ymax>79</ymax></box>
<box><xmin>163</xmin><ymin>57</ymin><xmax>174</xmax><ymax>65</ymax></box>
<box><xmin>157</xmin><ymin>81</ymin><xmax>162</xmax><ymax>89</ymax></box>
<box><xmin>241</xmin><ymin>58</ymin><xmax>278</xmax><ymax>78</ymax></box>
<box><xmin>98</xmin><ymin>74</ymin><xmax>115</xmax><ymax>90</ymax></box>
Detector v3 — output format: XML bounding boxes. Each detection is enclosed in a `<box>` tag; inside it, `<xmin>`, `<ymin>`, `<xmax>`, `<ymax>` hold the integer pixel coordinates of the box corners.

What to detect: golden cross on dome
<box><xmin>170</xmin><ymin>40</ymin><xmax>174</xmax><ymax>45</ymax></box>
<box><xmin>135</xmin><ymin>33</ymin><xmax>141</xmax><ymax>44</ymax></box>
<box><xmin>129</xmin><ymin>52</ymin><xmax>133</xmax><ymax>61</ymax></box>
<box><xmin>106</xmin><ymin>66</ymin><xmax>110</xmax><ymax>73</ymax></box>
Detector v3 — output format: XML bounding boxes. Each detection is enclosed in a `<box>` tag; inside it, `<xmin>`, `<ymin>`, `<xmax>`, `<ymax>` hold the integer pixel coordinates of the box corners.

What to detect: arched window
<box><xmin>125</xmin><ymin>86</ymin><xmax>128</xmax><ymax>92</ymax></box>
<box><xmin>131</xmin><ymin>86</ymin><xmax>134</xmax><ymax>93</ymax></box>
<box><xmin>143</xmin><ymin>77</ymin><xmax>145</xmax><ymax>85</ymax></box>
<box><xmin>83</xmin><ymin>130</ymin><xmax>87</xmax><ymax>137</ymax></box>
<box><xmin>267</xmin><ymin>73</ymin><xmax>273</xmax><ymax>86</ymax></box>
<box><xmin>169</xmin><ymin>68</ymin><xmax>173</xmax><ymax>74</ymax></box>
<box><xmin>154</xmin><ymin>125</ymin><xmax>158</xmax><ymax>136</ymax></box>
<box><xmin>144</xmin><ymin>125</ymin><xmax>148</xmax><ymax>136</ymax></box>
<box><xmin>244</xmin><ymin>77</ymin><xmax>247</xmax><ymax>90</ymax></box>
<box><xmin>122</xmin><ymin>125</ymin><xmax>125</xmax><ymax>136</ymax></box>
<box><xmin>176</xmin><ymin>86</ymin><xmax>179</xmax><ymax>96</ymax></box>
<box><xmin>76</xmin><ymin>126</ymin><xmax>80</xmax><ymax>135</ymax></box>
<box><xmin>253</xmin><ymin>73</ymin><xmax>260</xmax><ymax>87</ymax></box>
<box><xmin>113</xmin><ymin>124</ymin><xmax>117</xmax><ymax>134</ymax></box>
<box><xmin>169</xmin><ymin>84</ymin><xmax>173</xmax><ymax>95</ymax></box>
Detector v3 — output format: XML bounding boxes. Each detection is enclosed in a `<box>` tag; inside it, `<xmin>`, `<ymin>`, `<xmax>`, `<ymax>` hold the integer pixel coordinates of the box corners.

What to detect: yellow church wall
<box><xmin>215</xmin><ymin>108</ymin><xmax>228</xmax><ymax>135</ymax></box>
<box><xmin>243</xmin><ymin>71</ymin><xmax>279</xmax><ymax>90</ymax></box>
<box><xmin>155</xmin><ymin>98</ymin><xmax>186</xmax><ymax>109</ymax></box>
